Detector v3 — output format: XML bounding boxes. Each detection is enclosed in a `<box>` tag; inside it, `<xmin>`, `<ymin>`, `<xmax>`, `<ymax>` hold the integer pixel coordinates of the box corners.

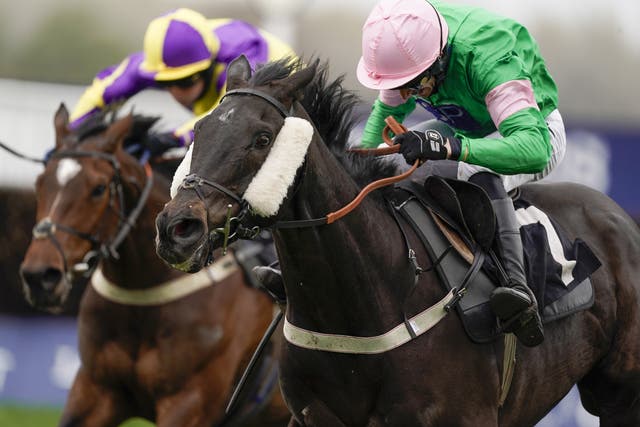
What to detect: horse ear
<box><xmin>102</xmin><ymin>114</ymin><xmax>133</xmax><ymax>153</ymax></box>
<box><xmin>275</xmin><ymin>61</ymin><xmax>317</xmax><ymax>102</ymax></box>
<box><xmin>54</xmin><ymin>103</ymin><xmax>70</xmax><ymax>148</ymax></box>
<box><xmin>226</xmin><ymin>55</ymin><xmax>251</xmax><ymax>90</ymax></box>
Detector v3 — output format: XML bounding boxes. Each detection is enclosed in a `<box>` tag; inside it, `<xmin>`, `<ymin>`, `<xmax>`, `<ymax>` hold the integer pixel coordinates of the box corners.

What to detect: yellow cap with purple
<box><xmin>140</xmin><ymin>8</ymin><xmax>220</xmax><ymax>82</ymax></box>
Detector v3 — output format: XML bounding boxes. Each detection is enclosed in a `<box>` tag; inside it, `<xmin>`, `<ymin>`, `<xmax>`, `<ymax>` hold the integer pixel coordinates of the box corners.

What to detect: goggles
<box><xmin>395</xmin><ymin>44</ymin><xmax>450</xmax><ymax>99</ymax></box>
<box><xmin>395</xmin><ymin>70</ymin><xmax>437</xmax><ymax>100</ymax></box>
<box><xmin>397</xmin><ymin>74</ymin><xmax>436</xmax><ymax>99</ymax></box>
<box><xmin>157</xmin><ymin>73</ymin><xmax>202</xmax><ymax>89</ymax></box>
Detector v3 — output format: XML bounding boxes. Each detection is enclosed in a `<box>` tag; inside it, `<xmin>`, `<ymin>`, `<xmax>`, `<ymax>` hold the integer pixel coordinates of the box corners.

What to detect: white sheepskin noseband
<box><xmin>169</xmin><ymin>117</ymin><xmax>313</xmax><ymax>216</ymax></box>
<box><xmin>243</xmin><ymin>117</ymin><xmax>314</xmax><ymax>216</ymax></box>
<box><xmin>170</xmin><ymin>143</ymin><xmax>192</xmax><ymax>199</ymax></box>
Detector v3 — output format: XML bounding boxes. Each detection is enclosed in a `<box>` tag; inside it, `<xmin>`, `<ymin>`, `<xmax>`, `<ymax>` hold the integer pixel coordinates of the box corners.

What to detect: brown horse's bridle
<box><xmin>32</xmin><ymin>150</ymin><xmax>154</xmax><ymax>280</ymax></box>
<box><xmin>177</xmin><ymin>88</ymin><xmax>418</xmax><ymax>254</ymax></box>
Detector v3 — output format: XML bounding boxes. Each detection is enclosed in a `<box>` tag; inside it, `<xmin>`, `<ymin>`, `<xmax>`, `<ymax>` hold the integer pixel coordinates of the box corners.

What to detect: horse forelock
<box><xmin>249</xmin><ymin>58</ymin><xmax>399</xmax><ymax>190</ymax></box>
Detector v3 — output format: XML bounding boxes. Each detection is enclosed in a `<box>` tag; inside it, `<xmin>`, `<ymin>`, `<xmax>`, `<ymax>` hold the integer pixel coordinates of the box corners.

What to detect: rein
<box><xmin>0</xmin><ymin>141</ymin><xmax>46</xmax><ymax>164</ymax></box>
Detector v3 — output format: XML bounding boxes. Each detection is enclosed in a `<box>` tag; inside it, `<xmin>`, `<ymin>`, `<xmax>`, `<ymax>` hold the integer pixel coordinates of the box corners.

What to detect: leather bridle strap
<box><xmin>181</xmin><ymin>173</ymin><xmax>244</xmax><ymax>205</ymax></box>
<box><xmin>107</xmin><ymin>162</ymin><xmax>154</xmax><ymax>255</ymax></box>
<box><xmin>222</xmin><ymin>88</ymin><xmax>292</xmax><ymax>118</ymax></box>
<box><xmin>34</xmin><ymin>150</ymin><xmax>155</xmax><ymax>276</ymax></box>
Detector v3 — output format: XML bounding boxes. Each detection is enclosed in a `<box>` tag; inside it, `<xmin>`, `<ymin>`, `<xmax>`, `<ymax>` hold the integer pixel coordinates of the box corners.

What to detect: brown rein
<box><xmin>325</xmin><ymin>117</ymin><xmax>418</xmax><ymax>224</ymax></box>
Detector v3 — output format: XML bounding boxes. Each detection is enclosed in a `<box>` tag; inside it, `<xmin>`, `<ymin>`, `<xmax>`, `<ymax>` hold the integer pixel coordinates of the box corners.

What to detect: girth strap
<box><xmin>91</xmin><ymin>253</ymin><xmax>238</xmax><ymax>305</ymax></box>
<box><xmin>283</xmin><ymin>290</ymin><xmax>456</xmax><ymax>354</ymax></box>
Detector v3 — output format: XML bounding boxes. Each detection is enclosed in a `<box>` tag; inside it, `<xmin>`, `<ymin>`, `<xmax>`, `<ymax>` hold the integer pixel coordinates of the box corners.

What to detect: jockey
<box><xmin>356</xmin><ymin>0</ymin><xmax>567</xmax><ymax>347</ymax></box>
<box><xmin>69</xmin><ymin>8</ymin><xmax>296</xmax><ymax>156</ymax></box>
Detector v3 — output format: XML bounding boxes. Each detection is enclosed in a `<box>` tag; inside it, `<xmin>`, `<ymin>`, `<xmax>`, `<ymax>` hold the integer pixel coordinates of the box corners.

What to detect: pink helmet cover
<box><xmin>357</xmin><ymin>0</ymin><xmax>449</xmax><ymax>90</ymax></box>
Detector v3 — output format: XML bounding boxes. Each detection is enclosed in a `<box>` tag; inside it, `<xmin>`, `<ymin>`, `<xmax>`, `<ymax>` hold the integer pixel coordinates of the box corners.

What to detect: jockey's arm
<box><xmin>69</xmin><ymin>52</ymin><xmax>156</xmax><ymax>128</ymax></box>
<box><xmin>360</xmin><ymin>92</ymin><xmax>417</xmax><ymax>148</ymax></box>
<box><xmin>456</xmin><ymin>76</ymin><xmax>552</xmax><ymax>175</ymax></box>
<box><xmin>457</xmin><ymin>106</ymin><xmax>551</xmax><ymax>175</ymax></box>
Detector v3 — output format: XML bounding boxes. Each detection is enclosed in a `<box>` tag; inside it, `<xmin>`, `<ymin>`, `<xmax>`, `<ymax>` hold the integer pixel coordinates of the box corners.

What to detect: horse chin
<box><xmin>22</xmin><ymin>280</ymin><xmax>71</xmax><ymax>314</ymax></box>
<box><xmin>168</xmin><ymin>238</ymin><xmax>211</xmax><ymax>273</ymax></box>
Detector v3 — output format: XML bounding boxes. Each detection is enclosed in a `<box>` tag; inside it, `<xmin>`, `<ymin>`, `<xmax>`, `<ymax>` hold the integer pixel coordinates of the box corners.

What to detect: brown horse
<box><xmin>155</xmin><ymin>57</ymin><xmax>640</xmax><ymax>426</ymax></box>
<box><xmin>0</xmin><ymin>186</ymin><xmax>85</xmax><ymax>315</ymax></box>
<box><xmin>19</xmin><ymin>105</ymin><xmax>290</xmax><ymax>427</ymax></box>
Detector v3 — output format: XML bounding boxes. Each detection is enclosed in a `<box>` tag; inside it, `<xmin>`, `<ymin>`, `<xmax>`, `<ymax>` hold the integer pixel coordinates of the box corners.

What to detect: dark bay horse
<box><xmin>155</xmin><ymin>56</ymin><xmax>640</xmax><ymax>426</ymax></box>
<box><xmin>19</xmin><ymin>105</ymin><xmax>290</xmax><ymax>426</ymax></box>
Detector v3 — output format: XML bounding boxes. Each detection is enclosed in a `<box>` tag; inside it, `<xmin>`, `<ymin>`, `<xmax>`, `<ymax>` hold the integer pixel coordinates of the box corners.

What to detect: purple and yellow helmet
<box><xmin>140</xmin><ymin>8</ymin><xmax>219</xmax><ymax>82</ymax></box>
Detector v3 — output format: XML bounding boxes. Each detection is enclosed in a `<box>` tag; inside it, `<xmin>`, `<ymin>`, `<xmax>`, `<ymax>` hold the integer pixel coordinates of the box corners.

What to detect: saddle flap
<box><xmin>424</xmin><ymin>176</ymin><xmax>472</xmax><ymax>238</ymax></box>
<box><xmin>421</xmin><ymin>176</ymin><xmax>495</xmax><ymax>251</ymax></box>
<box><xmin>442</xmin><ymin>178</ymin><xmax>496</xmax><ymax>251</ymax></box>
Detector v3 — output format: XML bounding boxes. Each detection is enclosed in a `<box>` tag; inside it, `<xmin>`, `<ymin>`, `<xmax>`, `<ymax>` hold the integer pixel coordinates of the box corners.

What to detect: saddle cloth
<box><xmin>390</xmin><ymin>177</ymin><xmax>602</xmax><ymax>343</ymax></box>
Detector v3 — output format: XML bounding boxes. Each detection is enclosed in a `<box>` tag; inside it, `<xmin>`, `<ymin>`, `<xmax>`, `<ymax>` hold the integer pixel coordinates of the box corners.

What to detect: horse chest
<box><xmin>83</xmin><ymin>320</ymin><xmax>223</xmax><ymax>391</ymax></box>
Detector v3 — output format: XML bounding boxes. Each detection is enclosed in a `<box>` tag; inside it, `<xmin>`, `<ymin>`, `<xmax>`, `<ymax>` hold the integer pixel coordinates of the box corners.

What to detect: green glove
<box><xmin>361</xmin><ymin>97</ymin><xmax>417</xmax><ymax>148</ymax></box>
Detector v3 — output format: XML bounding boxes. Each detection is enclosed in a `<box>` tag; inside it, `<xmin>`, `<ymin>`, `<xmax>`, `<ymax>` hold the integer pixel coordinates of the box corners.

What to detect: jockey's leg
<box><xmin>469</xmin><ymin>171</ymin><xmax>544</xmax><ymax>347</ymax></box>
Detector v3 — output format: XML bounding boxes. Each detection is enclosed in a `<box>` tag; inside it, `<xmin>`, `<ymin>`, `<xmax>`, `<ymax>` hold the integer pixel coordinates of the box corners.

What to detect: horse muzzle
<box><xmin>19</xmin><ymin>263</ymin><xmax>71</xmax><ymax>313</ymax></box>
<box><xmin>155</xmin><ymin>199</ymin><xmax>212</xmax><ymax>272</ymax></box>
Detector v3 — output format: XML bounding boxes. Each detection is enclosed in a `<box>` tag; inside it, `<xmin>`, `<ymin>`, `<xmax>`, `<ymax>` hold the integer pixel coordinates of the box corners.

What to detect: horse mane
<box><xmin>250</xmin><ymin>58</ymin><xmax>399</xmax><ymax>189</ymax></box>
<box><xmin>73</xmin><ymin>107</ymin><xmax>159</xmax><ymax>147</ymax></box>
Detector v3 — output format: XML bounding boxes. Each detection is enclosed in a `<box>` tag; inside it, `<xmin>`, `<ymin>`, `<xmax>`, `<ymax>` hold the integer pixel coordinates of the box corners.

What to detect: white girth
<box><xmin>283</xmin><ymin>289</ymin><xmax>456</xmax><ymax>354</ymax></box>
<box><xmin>91</xmin><ymin>253</ymin><xmax>238</xmax><ymax>305</ymax></box>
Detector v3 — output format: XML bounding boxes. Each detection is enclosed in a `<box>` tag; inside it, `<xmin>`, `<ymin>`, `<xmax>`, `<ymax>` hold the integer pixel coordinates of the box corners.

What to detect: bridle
<box><xmin>32</xmin><ymin>149</ymin><xmax>154</xmax><ymax>281</ymax></box>
<box><xmin>177</xmin><ymin>87</ymin><xmax>418</xmax><ymax>255</ymax></box>
<box><xmin>175</xmin><ymin>88</ymin><xmax>294</xmax><ymax>256</ymax></box>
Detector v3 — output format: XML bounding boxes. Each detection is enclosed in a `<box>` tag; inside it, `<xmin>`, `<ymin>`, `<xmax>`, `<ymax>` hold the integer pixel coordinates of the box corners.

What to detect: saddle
<box><xmin>389</xmin><ymin>176</ymin><xmax>601</xmax><ymax>343</ymax></box>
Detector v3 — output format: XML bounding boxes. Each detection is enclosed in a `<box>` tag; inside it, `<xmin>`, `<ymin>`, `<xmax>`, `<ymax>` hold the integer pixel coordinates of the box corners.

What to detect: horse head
<box><xmin>156</xmin><ymin>55</ymin><xmax>321</xmax><ymax>272</ymax></box>
<box><xmin>20</xmin><ymin>104</ymin><xmax>152</xmax><ymax>312</ymax></box>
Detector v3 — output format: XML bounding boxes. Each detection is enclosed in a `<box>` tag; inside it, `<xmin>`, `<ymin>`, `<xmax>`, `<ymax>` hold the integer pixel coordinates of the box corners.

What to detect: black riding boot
<box><xmin>252</xmin><ymin>265</ymin><xmax>286</xmax><ymax>305</ymax></box>
<box><xmin>489</xmin><ymin>198</ymin><xmax>544</xmax><ymax>347</ymax></box>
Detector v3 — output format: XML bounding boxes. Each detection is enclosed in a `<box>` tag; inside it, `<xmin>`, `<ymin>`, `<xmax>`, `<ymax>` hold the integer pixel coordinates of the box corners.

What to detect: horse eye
<box><xmin>91</xmin><ymin>184</ymin><xmax>107</xmax><ymax>198</ymax></box>
<box><xmin>253</xmin><ymin>132</ymin><xmax>272</xmax><ymax>148</ymax></box>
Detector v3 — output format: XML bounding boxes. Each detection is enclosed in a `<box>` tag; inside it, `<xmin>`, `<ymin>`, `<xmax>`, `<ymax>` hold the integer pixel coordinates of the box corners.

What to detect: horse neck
<box><xmin>100</xmin><ymin>165</ymin><xmax>179</xmax><ymax>289</ymax></box>
<box><xmin>274</xmin><ymin>138</ymin><xmax>417</xmax><ymax>334</ymax></box>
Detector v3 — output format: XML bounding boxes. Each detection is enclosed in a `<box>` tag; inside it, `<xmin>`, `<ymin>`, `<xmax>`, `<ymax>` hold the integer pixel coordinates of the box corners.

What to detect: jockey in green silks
<box><xmin>356</xmin><ymin>0</ymin><xmax>567</xmax><ymax>347</ymax></box>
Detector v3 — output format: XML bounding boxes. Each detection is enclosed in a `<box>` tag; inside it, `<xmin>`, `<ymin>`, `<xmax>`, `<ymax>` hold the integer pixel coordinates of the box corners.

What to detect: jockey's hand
<box><xmin>395</xmin><ymin>129</ymin><xmax>461</xmax><ymax>165</ymax></box>
<box><xmin>145</xmin><ymin>132</ymin><xmax>183</xmax><ymax>157</ymax></box>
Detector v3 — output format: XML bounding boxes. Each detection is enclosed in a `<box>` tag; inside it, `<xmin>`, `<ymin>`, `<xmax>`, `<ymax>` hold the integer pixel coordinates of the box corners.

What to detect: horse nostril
<box><xmin>41</xmin><ymin>268</ymin><xmax>63</xmax><ymax>291</ymax></box>
<box><xmin>22</xmin><ymin>267</ymin><xmax>62</xmax><ymax>292</ymax></box>
<box><xmin>169</xmin><ymin>218</ymin><xmax>204</xmax><ymax>243</ymax></box>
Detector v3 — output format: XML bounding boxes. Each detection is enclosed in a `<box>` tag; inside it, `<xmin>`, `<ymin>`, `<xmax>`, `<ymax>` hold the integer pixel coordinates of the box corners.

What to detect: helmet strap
<box><xmin>423</xmin><ymin>1</ymin><xmax>450</xmax><ymax>89</ymax></box>
<box><xmin>429</xmin><ymin>44</ymin><xmax>451</xmax><ymax>87</ymax></box>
